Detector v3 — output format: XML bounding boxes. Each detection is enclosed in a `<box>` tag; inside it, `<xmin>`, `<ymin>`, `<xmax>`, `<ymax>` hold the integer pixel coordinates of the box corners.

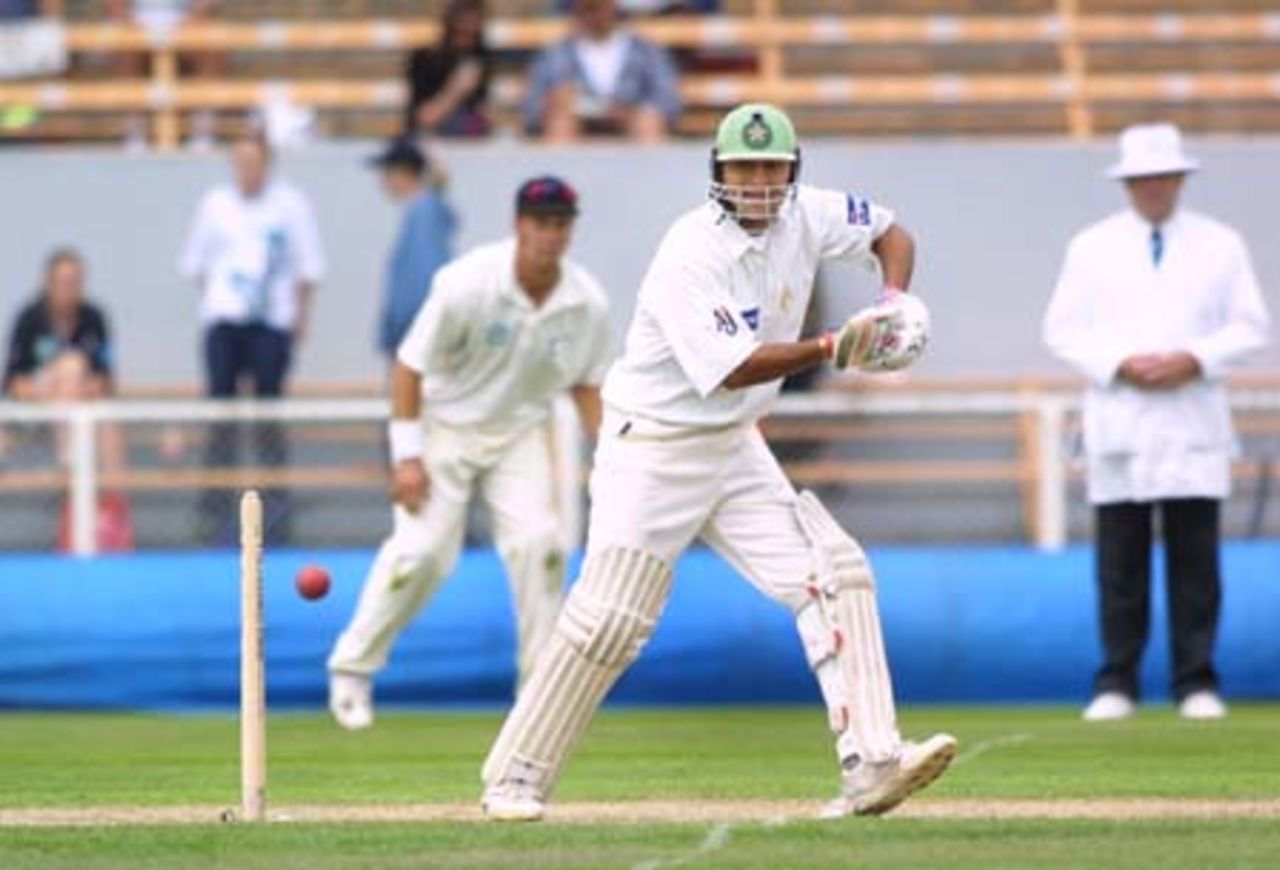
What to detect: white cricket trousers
<box><xmin>328</xmin><ymin>419</ymin><xmax>565</xmax><ymax>684</ymax></box>
<box><xmin>588</xmin><ymin>409</ymin><xmax>817</xmax><ymax>608</ymax></box>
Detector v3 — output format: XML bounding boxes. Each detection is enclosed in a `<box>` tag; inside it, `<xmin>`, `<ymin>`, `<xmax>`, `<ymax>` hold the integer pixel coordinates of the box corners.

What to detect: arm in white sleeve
<box><xmin>649</xmin><ymin>251</ymin><xmax>758</xmax><ymax>397</ymax></box>
<box><xmin>1187</xmin><ymin>234</ymin><xmax>1271</xmax><ymax>380</ymax></box>
<box><xmin>178</xmin><ymin>193</ymin><xmax>216</xmax><ymax>283</ymax></box>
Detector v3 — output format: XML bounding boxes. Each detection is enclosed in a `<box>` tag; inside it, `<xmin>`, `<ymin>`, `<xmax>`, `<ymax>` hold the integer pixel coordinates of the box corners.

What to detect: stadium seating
<box><xmin>3</xmin><ymin>0</ymin><xmax>1280</xmax><ymax>145</ymax></box>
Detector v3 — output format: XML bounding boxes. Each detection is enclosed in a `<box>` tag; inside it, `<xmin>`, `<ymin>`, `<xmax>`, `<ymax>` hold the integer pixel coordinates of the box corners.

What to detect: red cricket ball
<box><xmin>295</xmin><ymin>564</ymin><xmax>331</xmax><ymax>601</ymax></box>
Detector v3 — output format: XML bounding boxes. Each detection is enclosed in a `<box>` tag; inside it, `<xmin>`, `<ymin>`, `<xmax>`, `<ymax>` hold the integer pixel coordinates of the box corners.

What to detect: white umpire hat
<box><xmin>1107</xmin><ymin>123</ymin><xmax>1201</xmax><ymax>180</ymax></box>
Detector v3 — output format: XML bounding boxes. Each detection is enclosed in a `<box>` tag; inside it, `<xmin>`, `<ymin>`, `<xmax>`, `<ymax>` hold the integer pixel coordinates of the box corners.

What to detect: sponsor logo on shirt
<box><xmin>846</xmin><ymin>194</ymin><xmax>871</xmax><ymax>226</ymax></box>
<box><xmin>740</xmin><ymin>307</ymin><xmax>760</xmax><ymax>331</ymax></box>
<box><xmin>485</xmin><ymin>320</ymin><xmax>512</xmax><ymax>346</ymax></box>
<box><xmin>713</xmin><ymin>306</ymin><xmax>739</xmax><ymax>336</ymax></box>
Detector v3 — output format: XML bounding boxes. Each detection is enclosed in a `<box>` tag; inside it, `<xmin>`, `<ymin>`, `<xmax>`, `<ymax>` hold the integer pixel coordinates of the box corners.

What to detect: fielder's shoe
<box><xmin>328</xmin><ymin>672</ymin><xmax>374</xmax><ymax>731</ymax></box>
<box><xmin>821</xmin><ymin>733</ymin><xmax>957</xmax><ymax>819</ymax></box>
<box><xmin>1082</xmin><ymin>692</ymin><xmax>1136</xmax><ymax>722</ymax></box>
<box><xmin>1178</xmin><ymin>690</ymin><xmax>1227</xmax><ymax>720</ymax></box>
<box><xmin>482</xmin><ymin>780</ymin><xmax>545</xmax><ymax>822</ymax></box>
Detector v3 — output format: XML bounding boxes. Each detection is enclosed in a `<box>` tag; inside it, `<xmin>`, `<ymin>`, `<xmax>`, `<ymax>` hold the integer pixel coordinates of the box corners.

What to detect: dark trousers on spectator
<box><xmin>201</xmin><ymin>322</ymin><xmax>293</xmax><ymax>545</ymax></box>
<box><xmin>1093</xmin><ymin>498</ymin><xmax>1222</xmax><ymax>702</ymax></box>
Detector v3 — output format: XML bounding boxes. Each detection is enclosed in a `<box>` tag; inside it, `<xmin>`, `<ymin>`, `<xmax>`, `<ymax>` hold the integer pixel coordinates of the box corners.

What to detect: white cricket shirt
<box><xmin>602</xmin><ymin>184</ymin><xmax>894</xmax><ymax>427</ymax></box>
<box><xmin>397</xmin><ymin>238</ymin><xmax>612</xmax><ymax>429</ymax></box>
<box><xmin>179</xmin><ymin>180</ymin><xmax>325</xmax><ymax>332</ymax></box>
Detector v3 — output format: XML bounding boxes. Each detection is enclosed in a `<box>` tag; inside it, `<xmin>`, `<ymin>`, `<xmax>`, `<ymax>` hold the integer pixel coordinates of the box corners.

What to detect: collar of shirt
<box><xmin>496</xmin><ymin>238</ymin><xmax>589</xmax><ymax>316</ymax></box>
<box><xmin>707</xmin><ymin>200</ymin><xmax>792</xmax><ymax>260</ymax></box>
<box><xmin>1124</xmin><ymin>206</ymin><xmax>1183</xmax><ymax>239</ymax></box>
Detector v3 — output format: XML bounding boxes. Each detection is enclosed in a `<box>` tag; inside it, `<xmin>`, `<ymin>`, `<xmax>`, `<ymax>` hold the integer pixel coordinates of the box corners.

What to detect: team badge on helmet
<box><xmin>742</xmin><ymin>115</ymin><xmax>774</xmax><ymax>150</ymax></box>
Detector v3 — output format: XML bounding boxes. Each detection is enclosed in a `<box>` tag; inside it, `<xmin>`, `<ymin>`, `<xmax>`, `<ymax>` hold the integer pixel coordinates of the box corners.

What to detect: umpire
<box><xmin>1044</xmin><ymin>123</ymin><xmax>1270</xmax><ymax>721</ymax></box>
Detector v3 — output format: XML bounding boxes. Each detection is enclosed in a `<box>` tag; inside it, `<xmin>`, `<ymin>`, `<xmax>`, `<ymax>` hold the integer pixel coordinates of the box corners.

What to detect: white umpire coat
<box><xmin>1044</xmin><ymin>208</ymin><xmax>1270</xmax><ymax>504</ymax></box>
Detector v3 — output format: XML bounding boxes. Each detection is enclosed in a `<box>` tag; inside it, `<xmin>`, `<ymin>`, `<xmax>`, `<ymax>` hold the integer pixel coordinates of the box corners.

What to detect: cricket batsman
<box><xmin>481</xmin><ymin>104</ymin><xmax>955</xmax><ymax>820</ymax></box>
<box><xmin>328</xmin><ymin>176</ymin><xmax>611</xmax><ymax>729</ymax></box>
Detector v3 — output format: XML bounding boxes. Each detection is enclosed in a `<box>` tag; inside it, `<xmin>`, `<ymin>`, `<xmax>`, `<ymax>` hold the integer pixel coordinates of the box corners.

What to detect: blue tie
<box><xmin>1150</xmin><ymin>226</ymin><xmax>1164</xmax><ymax>267</ymax></box>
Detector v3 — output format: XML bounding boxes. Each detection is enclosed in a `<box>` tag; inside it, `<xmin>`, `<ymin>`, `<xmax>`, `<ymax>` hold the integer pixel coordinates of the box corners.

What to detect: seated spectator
<box><xmin>105</xmin><ymin>0</ymin><xmax>225</xmax><ymax>149</ymax></box>
<box><xmin>3</xmin><ymin>248</ymin><xmax>133</xmax><ymax>551</ymax></box>
<box><xmin>366</xmin><ymin>137</ymin><xmax>458</xmax><ymax>363</ymax></box>
<box><xmin>5</xmin><ymin>249</ymin><xmax>113</xmax><ymax>404</ymax></box>
<box><xmin>405</xmin><ymin>0</ymin><xmax>492</xmax><ymax>138</ymax></box>
<box><xmin>523</xmin><ymin>0</ymin><xmax>681</xmax><ymax>143</ymax></box>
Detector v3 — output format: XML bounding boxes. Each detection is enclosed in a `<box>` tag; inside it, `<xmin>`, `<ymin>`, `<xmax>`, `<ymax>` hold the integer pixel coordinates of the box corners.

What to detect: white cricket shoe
<box><xmin>1082</xmin><ymin>692</ymin><xmax>1136</xmax><ymax>722</ymax></box>
<box><xmin>328</xmin><ymin>672</ymin><xmax>374</xmax><ymax>731</ymax></box>
<box><xmin>1179</xmin><ymin>691</ymin><xmax>1228</xmax><ymax>720</ymax></box>
<box><xmin>821</xmin><ymin>733</ymin><xmax>957</xmax><ymax>819</ymax></box>
<box><xmin>482</xmin><ymin>780</ymin><xmax>545</xmax><ymax>822</ymax></box>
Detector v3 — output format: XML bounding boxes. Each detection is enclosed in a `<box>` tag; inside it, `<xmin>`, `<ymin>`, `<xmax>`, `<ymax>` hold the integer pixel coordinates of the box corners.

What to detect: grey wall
<box><xmin>2</xmin><ymin>137</ymin><xmax>1279</xmax><ymax>387</ymax></box>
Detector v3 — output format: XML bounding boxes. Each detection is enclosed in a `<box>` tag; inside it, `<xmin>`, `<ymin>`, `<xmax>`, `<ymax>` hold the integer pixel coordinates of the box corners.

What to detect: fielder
<box><xmin>328</xmin><ymin>176</ymin><xmax>611</xmax><ymax>730</ymax></box>
<box><xmin>481</xmin><ymin>104</ymin><xmax>955</xmax><ymax>820</ymax></box>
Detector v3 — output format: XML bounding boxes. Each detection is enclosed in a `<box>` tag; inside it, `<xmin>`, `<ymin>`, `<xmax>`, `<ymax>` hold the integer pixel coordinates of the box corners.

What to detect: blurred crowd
<box><xmin>1</xmin><ymin>0</ymin><xmax>724</xmax><ymax>148</ymax></box>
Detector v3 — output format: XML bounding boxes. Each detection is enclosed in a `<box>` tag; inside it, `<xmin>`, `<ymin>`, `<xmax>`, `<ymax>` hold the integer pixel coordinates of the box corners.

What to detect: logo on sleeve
<box><xmin>740</xmin><ymin>307</ymin><xmax>760</xmax><ymax>331</ymax></box>
<box><xmin>713</xmin><ymin>306</ymin><xmax>739</xmax><ymax>336</ymax></box>
<box><xmin>846</xmin><ymin>194</ymin><xmax>871</xmax><ymax>226</ymax></box>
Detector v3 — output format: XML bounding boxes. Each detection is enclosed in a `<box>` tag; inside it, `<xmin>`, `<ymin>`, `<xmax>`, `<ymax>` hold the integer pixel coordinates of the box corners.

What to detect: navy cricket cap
<box><xmin>367</xmin><ymin>137</ymin><xmax>427</xmax><ymax>174</ymax></box>
<box><xmin>515</xmin><ymin>176</ymin><xmax>580</xmax><ymax>217</ymax></box>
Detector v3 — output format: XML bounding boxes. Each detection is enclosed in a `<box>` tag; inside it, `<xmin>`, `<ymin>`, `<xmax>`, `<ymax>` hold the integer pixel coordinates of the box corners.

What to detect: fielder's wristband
<box><xmin>818</xmin><ymin>331</ymin><xmax>836</xmax><ymax>361</ymax></box>
<box><xmin>876</xmin><ymin>285</ymin><xmax>906</xmax><ymax>304</ymax></box>
<box><xmin>388</xmin><ymin>419</ymin><xmax>424</xmax><ymax>464</ymax></box>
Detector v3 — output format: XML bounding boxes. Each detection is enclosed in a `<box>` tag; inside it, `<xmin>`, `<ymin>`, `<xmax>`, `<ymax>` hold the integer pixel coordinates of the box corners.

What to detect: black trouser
<box><xmin>200</xmin><ymin>322</ymin><xmax>293</xmax><ymax>545</ymax></box>
<box><xmin>1093</xmin><ymin>498</ymin><xmax>1221</xmax><ymax>702</ymax></box>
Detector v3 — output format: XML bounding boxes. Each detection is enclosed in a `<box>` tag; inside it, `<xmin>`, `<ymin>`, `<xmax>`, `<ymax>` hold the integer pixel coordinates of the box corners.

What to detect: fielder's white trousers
<box><xmin>328</xmin><ymin>419</ymin><xmax>565</xmax><ymax>684</ymax></box>
<box><xmin>589</xmin><ymin>408</ymin><xmax>817</xmax><ymax>610</ymax></box>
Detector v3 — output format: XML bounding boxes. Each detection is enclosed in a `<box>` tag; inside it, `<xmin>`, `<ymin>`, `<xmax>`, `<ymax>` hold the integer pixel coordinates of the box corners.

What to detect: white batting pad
<box><xmin>794</xmin><ymin>491</ymin><xmax>901</xmax><ymax>763</ymax></box>
<box><xmin>482</xmin><ymin>547</ymin><xmax>673</xmax><ymax>795</ymax></box>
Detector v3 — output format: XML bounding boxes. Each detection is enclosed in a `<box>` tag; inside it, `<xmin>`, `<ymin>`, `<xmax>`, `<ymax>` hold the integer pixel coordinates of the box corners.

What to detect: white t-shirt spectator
<box><xmin>180</xmin><ymin>180</ymin><xmax>325</xmax><ymax>332</ymax></box>
<box><xmin>575</xmin><ymin>32</ymin><xmax>629</xmax><ymax>106</ymax></box>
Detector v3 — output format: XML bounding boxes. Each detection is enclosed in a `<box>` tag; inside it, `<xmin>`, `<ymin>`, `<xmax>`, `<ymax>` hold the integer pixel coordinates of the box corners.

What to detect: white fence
<box><xmin>4</xmin><ymin>388</ymin><xmax>1280</xmax><ymax>555</ymax></box>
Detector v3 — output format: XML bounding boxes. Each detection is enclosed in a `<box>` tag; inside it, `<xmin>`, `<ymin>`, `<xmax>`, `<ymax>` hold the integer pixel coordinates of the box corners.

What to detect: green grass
<box><xmin>2</xmin><ymin>705</ymin><xmax>1279</xmax><ymax>868</ymax></box>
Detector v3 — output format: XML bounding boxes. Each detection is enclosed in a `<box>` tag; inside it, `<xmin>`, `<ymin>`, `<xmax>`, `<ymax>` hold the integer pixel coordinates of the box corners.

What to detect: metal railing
<box><xmin>4</xmin><ymin>387</ymin><xmax>1280</xmax><ymax>555</ymax></box>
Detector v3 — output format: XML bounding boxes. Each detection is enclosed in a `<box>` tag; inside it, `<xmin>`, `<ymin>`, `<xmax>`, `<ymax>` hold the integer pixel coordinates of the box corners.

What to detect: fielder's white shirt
<box><xmin>603</xmin><ymin>184</ymin><xmax>893</xmax><ymax>428</ymax></box>
<box><xmin>180</xmin><ymin>180</ymin><xmax>325</xmax><ymax>332</ymax></box>
<box><xmin>397</xmin><ymin>238</ymin><xmax>612</xmax><ymax>429</ymax></box>
<box><xmin>1044</xmin><ymin>207</ymin><xmax>1270</xmax><ymax>503</ymax></box>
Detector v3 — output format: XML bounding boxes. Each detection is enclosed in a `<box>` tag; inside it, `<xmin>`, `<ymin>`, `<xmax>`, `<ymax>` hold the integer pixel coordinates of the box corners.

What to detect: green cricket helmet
<box><xmin>709</xmin><ymin>103</ymin><xmax>801</xmax><ymax>230</ymax></box>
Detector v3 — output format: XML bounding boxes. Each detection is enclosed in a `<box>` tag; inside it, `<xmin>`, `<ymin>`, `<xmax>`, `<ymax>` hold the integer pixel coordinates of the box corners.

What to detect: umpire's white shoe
<box><xmin>1082</xmin><ymin>692</ymin><xmax>1136</xmax><ymax>722</ymax></box>
<box><xmin>821</xmin><ymin>734</ymin><xmax>957</xmax><ymax>819</ymax></box>
<box><xmin>1179</xmin><ymin>691</ymin><xmax>1228</xmax><ymax>720</ymax></box>
<box><xmin>329</xmin><ymin>672</ymin><xmax>374</xmax><ymax>731</ymax></box>
<box><xmin>482</xmin><ymin>781</ymin><xmax>545</xmax><ymax>822</ymax></box>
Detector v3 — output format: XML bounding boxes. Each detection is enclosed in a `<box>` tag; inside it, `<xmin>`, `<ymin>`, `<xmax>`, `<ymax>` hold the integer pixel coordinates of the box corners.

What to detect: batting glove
<box><xmin>830</xmin><ymin>291</ymin><xmax>931</xmax><ymax>372</ymax></box>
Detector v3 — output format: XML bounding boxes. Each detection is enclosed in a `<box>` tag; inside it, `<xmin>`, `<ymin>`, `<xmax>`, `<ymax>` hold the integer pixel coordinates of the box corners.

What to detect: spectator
<box><xmin>180</xmin><ymin>124</ymin><xmax>325</xmax><ymax>545</ymax></box>
<box><xmin>106</xmin><ymin>0</ymin><xmax>225</xmax><ymax>149</ymax></box>
<box><xmin>1043</xmin><ymin>123</ymin><xmax>1271</xmax><ymax>723</ymax></box>
<box><xmin>523</xmin><ymin>0</ymin><xmax>681</xmax><ymax>143</ymax></box>
<box><xmin>0</xmin><ymin>1</ymin><xmax>38</xmax><ymax>19</ymax></box>
<box><xmin>367</xmin><ymin>137</ymin><xmax>457</xmax><ymax>364</ymax></box>
<box><xmin>3</xmin><ymin>248</ymin><xmax>133</xmax><ymax>551</ymax></box>
<box><xmin>405</xmin><ymin>0</ymin><xmax>492</xmax><ymax>138</ymax></box>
